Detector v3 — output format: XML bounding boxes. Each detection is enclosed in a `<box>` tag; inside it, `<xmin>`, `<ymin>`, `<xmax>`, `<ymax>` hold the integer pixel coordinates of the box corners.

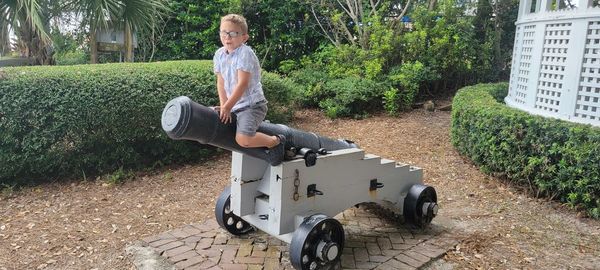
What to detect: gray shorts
<box><xmin>234</xmin><ymin>102</ymin><xmax>267</xmax><ymax>136</ymax></box>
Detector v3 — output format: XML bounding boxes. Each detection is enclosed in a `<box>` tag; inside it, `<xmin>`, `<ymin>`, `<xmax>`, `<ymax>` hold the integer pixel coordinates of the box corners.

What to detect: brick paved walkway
<box><xmin>139</xmin><ymin>204</ymin><xmax>459</xmax><ymax>270</ymax></box>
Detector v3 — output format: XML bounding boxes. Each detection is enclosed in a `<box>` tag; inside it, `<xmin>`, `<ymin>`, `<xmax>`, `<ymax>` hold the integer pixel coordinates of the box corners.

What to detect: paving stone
<box><xmin>369</xmin><ymin>255</ymin><xmax>391</xmax><ymax>263</ymax></box>
<box><xmin>149</xmin><ymin>238</ymin><xmax>179</xmax><ymax>248</ymax></box>
<box><xmin>237</xmin><ymin>243</ymin><xmax>253</xmax><ymax>257</ymax></box>
<box><xmin>170</xmin><ymin>250</ymin><xmax>200</xmax><ymax>263</ymax></box>
<box><xmin>355</xmin><ymin>261</ymin><xmax>380</xmax><ymax>269</ymax></box>
<box><xmin>220</xmin><ymin>249</ymin><xmax>237</xmax><ymax>263</ymax></box>
<box><xmin>263</xmin><ymin>258</ymin><xmax>280</xmax><ymax>270</ymax></box>
<box><xmin>353</xmin><ymin>247</ymin><xmax>369</xmax><ymax>262</ymax></box>
<box><xmin>265</xmin><ymin>246</ymin><xmax>281</xmax><ymax>258</ymax></box>
<box><xmin>388</xmin><ymin>233</ymin><xmax>404</xmax><ymax>244</ymax></box>
<box><xmin>381</xmin><ymin>249</ymin><xmax>403</xmax><ymax>257</ymax></box>
<box><xmin>174</xmin><ymin>256</ymin><xmax>206</xmax><ymax>269</ymax></box>
<box><xmin>394</xmin><ymin>253</ymin><xmax>424</xmax><ymax>268</ymax></box>
<box><xmin>182</xmin><ymin>225</ymin><xmax>203</xmax><ymax>235</ymax></box>
<box><xmin>403</xmin><ymin>250</ymin><xmax>430</xmax><ymax>263</ymax></box>
<box><xmin>235</xmin><ymin>256</ymin><xmax>264</xmax><ymax>264</ymax></box>
<box><xmin>214</xmin><ymin>234</ymin><xmax>229</xmax><ymax>245</ymax></box>
<box><xmin>366</xmin><ymin>242</ymin><xmax>382</xmax><ymax>255</ymax></box>
<box><xmin>247</xmin><ymin>264</ymin><xmax>262</xmax><ymax>270</ymax></box>
<box><xmin>373</xmin><ymin>263</ymin><xmax>397</xmax><ymax>270</ymax></box>
<box><xmin>155</xmin><ymin>241</ymin><xmax>184</xmax><ymax>253</ymax></box>
<box><xmin>200</xmin><ymin>231</ymin><xmax>218</xmax><ymax>238</ymax></box>
<box><xmin>346</xmin><ymin>241</ymin><xmax>366</xmax><ymax>248</ymax></box>
<box><xmin>377</xmin><ymin>237</ymin><xmax>393</xmax><ymax>251</ymax></box>
<box><xmin>183</xmin><ymin>236</ymin><xmax>204</xmax><ymax>246</ymax></box>
<box><xmin>164</xmin><ymin>245</ymin><xmax>194</xmax><ymax>258</ymax></box>
<box><xmin>198</xmin><ymin>257</ymin><xmax>219</xmax><ymax>269</ymax></box>
<box><xmin>340</xmin><ymin>254</ymin><xmax>356</xmax><ymax>268</ymax></box>
<box><xmin>383</xmin><ymin>259</ymin><xmax>416</xmax><ymax>270</ymax></box>
<box><xmin>391</xmin><ymin>243</ymin><xmax>414</xmax><ymax>250</ymax></box>
<box><xmin>251</xmin><ymin>250</ymin><xmax>266</xmax><ymax>258</ymax></box>
<box><xmin>198</xmin><ymin>249</ymin><xmax>222</xmax><ymax>258</ymax></box>
<box><xmin>220</xmin><ymin>264</ymin><xmax>248</xmax><ymax>270</ymax></box>
<box><xmin>412</xmin><ymin>243</ymin><xmax>447</xmax><ymax>258</ymax></box>
<box><xmin>196</xmin><ymin>237</ymin><xmax>214</xmax><ymax>250</ymax></box>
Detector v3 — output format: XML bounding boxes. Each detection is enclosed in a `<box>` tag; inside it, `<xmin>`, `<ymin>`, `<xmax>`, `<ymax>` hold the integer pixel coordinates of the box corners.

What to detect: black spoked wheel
<box><xmin>215</xmin><ymin>186</ymin><xmax>253</xmax><ymax>235</ymax></box>
<box><xmin>290</xmin><ymin>214</ymin><xmax>344</xmax><ymax>270</ymax></box>
<box><xmin>403</xmin><ymin>184</ymin><xmax>438</xmax><ymax>228</ymax></box>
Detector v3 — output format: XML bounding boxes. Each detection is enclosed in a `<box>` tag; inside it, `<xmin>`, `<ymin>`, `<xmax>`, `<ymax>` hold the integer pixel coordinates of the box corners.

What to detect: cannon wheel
<box><xmin>403</xmin><ymin>184</ymin><xmax>438</xmax><ymax>228</ymax></box>
<box><xmin>290</xmin><ymin>214</ymin><xmax>344</xmax><ymax>270</ymax></box>
<box><xmin>215</xmin><ymin>186</ymin><xmax>253</xmax><ymax>235</ymax></box>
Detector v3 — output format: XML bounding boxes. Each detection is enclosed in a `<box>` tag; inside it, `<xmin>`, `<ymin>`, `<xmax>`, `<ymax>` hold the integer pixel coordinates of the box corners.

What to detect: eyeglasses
<box><xmin>219</xmin><ymin>30</ymin><xmax>243</xmax><ymax>38</ymax></box>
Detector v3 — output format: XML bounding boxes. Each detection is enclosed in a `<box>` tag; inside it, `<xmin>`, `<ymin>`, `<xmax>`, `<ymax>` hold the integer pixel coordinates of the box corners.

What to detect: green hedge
<box><xmin>0</xmin><ymin>60</ymin><xmax>296</xmax><ymax>186</ymax></box>
<box><xmin>451</xmin><ymin>83</ymin><xmax>600</xmax><ymax>218</ymax></box>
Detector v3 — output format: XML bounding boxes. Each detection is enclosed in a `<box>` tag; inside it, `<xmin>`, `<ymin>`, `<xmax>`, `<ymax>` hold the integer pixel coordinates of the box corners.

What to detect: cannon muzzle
<box><xmin>161</xmin><ymin>96</ymin><xmax>358</xmax><ymax>165</ymax></box>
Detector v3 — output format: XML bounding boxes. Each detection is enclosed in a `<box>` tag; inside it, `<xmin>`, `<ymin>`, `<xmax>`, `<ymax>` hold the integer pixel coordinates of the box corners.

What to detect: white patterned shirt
<box><xmin>213</xmin><ymin>44</ymin><xmax>266</xmax><ymax>112</ymax></box>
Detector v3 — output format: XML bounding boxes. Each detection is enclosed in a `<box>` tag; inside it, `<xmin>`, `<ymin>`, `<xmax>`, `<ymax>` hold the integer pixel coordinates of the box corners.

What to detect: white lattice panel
<box><xmin>574</xmin><ymin>21</ymin><xmax>600</xmax><ymax>122</ymax></box>
<box><xmin>508</xmin><ymin>27</ymin><xmax>521</xmax><ymax>100</ymax></box>
<box><xmin>535</xmin><ymin>23</ymin><xmax>571</xmax><ymax>113</ymax></box>
<box><xmin>516</xmin><ymin>25</ymin><xmax>536</xmax><ymax>105</ymax></box>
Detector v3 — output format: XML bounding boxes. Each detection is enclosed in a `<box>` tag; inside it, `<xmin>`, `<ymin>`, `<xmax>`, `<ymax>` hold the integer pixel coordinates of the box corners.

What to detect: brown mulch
<box><xmin>1</xmin><ymin>108</ymin><xmax>599</xmax><ymax>270</ymax></box>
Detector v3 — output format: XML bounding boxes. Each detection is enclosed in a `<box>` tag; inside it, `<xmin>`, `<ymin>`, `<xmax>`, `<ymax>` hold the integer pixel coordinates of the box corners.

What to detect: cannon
<box><xmin>161</xmin><ymin>96</ymin><xmax>438</xmax><ymax>270</ymax></box>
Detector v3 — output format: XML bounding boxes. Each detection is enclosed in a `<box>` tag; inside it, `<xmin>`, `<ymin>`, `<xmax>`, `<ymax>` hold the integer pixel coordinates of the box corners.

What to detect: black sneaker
<box><xmin>266</xmin><ymin>134</ymin><xmax>286</xmax><ymax>166</ymax></box>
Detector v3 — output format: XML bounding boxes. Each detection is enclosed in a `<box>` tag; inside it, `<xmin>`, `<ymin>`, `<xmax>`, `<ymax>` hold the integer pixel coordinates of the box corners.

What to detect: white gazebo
<box><xmin>505</xmin><ymin>0</ymin><xmax>600</xmax><ymax>126</ymax></box>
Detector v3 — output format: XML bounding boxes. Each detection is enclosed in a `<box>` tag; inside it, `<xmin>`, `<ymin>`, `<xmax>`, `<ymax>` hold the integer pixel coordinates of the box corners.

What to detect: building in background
<box><xmin>96</xmin><ymin>29</ymin><xmax>138</xmax><ymax>62</ymax></box>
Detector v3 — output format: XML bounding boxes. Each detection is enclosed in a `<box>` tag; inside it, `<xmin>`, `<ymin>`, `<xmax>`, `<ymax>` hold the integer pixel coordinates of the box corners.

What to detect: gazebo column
<box><xmin>540</xmin><ymin>0</ymin><xmax>553</xmax><ymax>12</ymax></box>
<box><xmin>519</xmin><ymin>0</ymin><xmax>531</xmax><ymax>18</ymax></box>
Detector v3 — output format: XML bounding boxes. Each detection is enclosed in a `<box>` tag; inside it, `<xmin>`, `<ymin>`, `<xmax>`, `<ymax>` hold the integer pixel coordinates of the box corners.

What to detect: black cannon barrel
<box><xmin>161</xmin><ymin>96</ymin><xmax>358</xmax><ymax>163</ymax></box>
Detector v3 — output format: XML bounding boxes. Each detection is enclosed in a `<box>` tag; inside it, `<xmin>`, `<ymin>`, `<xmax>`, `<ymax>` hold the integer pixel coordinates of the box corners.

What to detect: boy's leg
<box><xmin>235</xmin><ymin>105</ymin><xmax>286</xmax><ymax>165</ymax></box>
<box><xmin>234</xmin><ymin>104</ymin><xmax>280</xmax><ymax>148</ymax></box>
<box><xmin>235</xmin><ymin>132</ymin><xmax>279</xmax><ymax>148</ymax></box>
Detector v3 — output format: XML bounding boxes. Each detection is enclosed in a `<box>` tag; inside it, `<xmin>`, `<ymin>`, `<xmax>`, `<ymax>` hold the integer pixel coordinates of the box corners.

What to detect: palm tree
<box><xmin>72</xmin><ymin>0</ymin><xmax>169</xmax><ymax>63</ymax></box>
<box><xmin>120</xmin><ymin>0</ymin><xmax>169</xmax><ymax>62</ymax></box>
<box><xmin>1</xmin><ymin>21</ymin><xmax>10</xmax><ymax>56</ymax></box>
<box><xmin>0</xmin><ymin>0</ymin><xmax>52</xmax><ymax>63</ymax></box>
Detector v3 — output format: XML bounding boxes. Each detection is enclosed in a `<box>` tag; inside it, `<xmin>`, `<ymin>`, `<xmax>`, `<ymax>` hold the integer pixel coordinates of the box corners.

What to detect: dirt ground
<box><xmin>1</xmin><ymin>108</ymin><xmax>599</xmax><ymax>270</ymax></box>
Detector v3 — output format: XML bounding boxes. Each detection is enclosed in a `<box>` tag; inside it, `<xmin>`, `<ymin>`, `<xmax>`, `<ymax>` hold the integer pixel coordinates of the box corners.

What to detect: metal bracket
<box><xmin>307</xmin><ymin>184</ymin><xmax>324</xmax><ymax>197</ymax></box>
<box><xmin>369</xmin><ymin>179</ymin><xmax>384</xmax><ymax>191</ymax></box>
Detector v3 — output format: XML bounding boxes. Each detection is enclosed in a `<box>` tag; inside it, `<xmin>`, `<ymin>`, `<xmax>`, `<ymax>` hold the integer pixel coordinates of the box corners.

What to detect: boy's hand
<box><xmin>219</xmin><ymin>104</ymin><xmax>232</xmax><ymax>124</ymax></box>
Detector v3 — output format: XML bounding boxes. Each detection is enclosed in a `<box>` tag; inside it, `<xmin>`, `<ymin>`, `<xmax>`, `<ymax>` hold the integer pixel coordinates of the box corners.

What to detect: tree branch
<box><xmin>310</xmin><ymin>6</ymin><xmax>338</xmax><ymax>46</ymax></box>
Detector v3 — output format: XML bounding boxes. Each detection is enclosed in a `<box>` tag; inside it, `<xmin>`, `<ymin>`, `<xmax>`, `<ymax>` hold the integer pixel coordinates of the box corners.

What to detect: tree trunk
<box><xmin>0</xmin><ymin>23</ymin><xmax>10</xmax><ymax>55</ymax></box>
<box><xmin>124</xmin><ymin>20</ymin><xmax>134</xmax><ymax>62</ymax></box>
<box><xmin>90</xmin><ymin>28</ymin><xmax>98</xmax><ymax>64</ymax></box>
<box><xmin>428</xmin><ymin>0</ymin><xmax>437</xmax><ymax>10</ymax></box>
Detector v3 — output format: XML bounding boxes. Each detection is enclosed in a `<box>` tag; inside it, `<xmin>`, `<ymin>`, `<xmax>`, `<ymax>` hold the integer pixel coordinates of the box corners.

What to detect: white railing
<box><xmin>506</xmin><ymin>0</ymin><xmax>600</xmax><ymax>126</ymax></box>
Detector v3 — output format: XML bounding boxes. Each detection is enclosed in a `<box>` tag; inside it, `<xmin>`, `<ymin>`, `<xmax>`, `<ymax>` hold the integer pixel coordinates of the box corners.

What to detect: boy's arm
<box><xmin>216</xmin><ymin>73</ymin><xmax>227</xmax><ymax>107</ymax></box>
<box><xmin>220</xmin><ymin>70</ymin><xmax>250</xmax><ymax>123</ymax></box>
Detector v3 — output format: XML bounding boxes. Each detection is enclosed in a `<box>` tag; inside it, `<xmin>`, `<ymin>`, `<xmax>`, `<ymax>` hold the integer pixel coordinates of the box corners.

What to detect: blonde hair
<box><xmin>221</xmin><ymin>14</ymin><xmax>248</xmax><ymax>34</ymax></box>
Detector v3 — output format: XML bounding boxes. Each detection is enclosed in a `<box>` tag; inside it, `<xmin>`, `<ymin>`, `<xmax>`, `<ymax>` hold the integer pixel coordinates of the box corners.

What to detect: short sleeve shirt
<box><xmin>213</xmin><ymin>44</ymin><xmax>266</xmax><ymax>112</ymax></box>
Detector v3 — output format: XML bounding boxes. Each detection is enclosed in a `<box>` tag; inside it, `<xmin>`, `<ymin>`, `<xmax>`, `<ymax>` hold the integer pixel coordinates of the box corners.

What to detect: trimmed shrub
<box><xmin>55</xmin><ymin>51</ymin><xmax>88</xmax><ymax>66</ymax></box>
<box><xmin>451</xmin><ymin>82</ymin><xmax>600</xmax><ymax>218</ymax></box>
<box><xmin>0</xmin><ymin>60</ymin><xmax>295</xmax><ymax>186</ymax></box>
<box><xmin>288</xmin><ymin>67</ymin><xmax>332</xmax><ymax>108</ymax></box>
<box><xmin>318</xmin><ymin>77</ymin><xmax>387</xmax><ymax>119</ymax></box>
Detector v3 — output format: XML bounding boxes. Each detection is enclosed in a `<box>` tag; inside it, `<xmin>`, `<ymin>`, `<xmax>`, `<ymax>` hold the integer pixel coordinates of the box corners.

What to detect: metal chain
<box><xmin>293</xmin><ymin>169</ymin><xmax>300</xmax><ymax>201</ymax></box>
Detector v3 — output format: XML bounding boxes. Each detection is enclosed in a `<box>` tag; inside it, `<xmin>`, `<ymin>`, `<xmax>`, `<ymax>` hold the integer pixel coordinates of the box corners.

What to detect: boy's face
<box><xmin>219</xmin><ymin>21</ymin><xmax>248</xmax><ymax>53</ymax></box>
